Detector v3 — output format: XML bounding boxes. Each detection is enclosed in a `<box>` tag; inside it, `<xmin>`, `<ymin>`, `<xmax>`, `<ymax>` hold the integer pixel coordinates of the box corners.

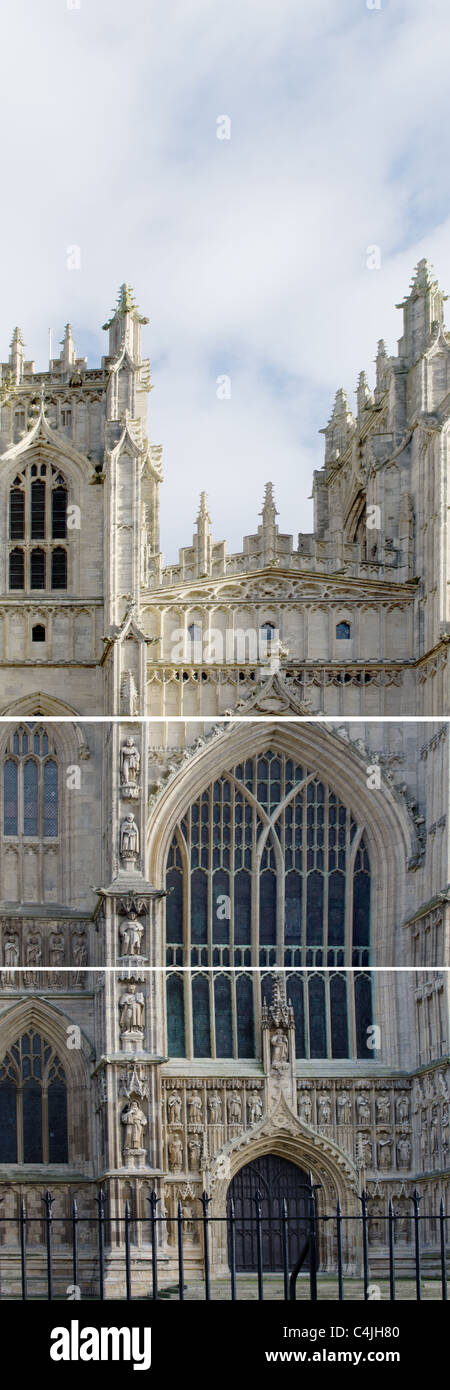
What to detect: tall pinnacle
<box><xmin>9</xmin><ymin>327</ymin><xmax>24</xmax><ymax>383</ymax></box>
<box><xmin>194</xmin><ymin>491</ymin><xmax>212</xmax><ymax>577</ymax></box>
<box><xmin>260</xmin><ymin>481</ymin><xmax>278</xmax><ymax>528</ymax></box>
<box><xmin>60</xmin><ymin>323</ymin><xmax>76</xmax><ymax>369</ymax></box>
<box><xmin>259</xmin><ymin>482</ymin><xmax>278</xmax><ymax>565</ymax></box>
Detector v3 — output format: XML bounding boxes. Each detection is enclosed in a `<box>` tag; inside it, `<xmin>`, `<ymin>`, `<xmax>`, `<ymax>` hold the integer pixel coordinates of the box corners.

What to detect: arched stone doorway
<box><xmin>227</xmin><ymin>1154</ymin><xmax>310</xmax><ymax>1271</ymax></box>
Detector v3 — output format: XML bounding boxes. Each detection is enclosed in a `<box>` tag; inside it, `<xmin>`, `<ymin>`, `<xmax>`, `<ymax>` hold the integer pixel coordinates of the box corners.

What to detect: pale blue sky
<box><xmin>2</xmin><ymin>0</ymin><xmax>450</xmax><ymax>558</ymax></box>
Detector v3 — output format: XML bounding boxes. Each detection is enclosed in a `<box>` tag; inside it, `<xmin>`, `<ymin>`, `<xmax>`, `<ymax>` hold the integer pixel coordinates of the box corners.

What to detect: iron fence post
<box><xmin>201</xmin><ymin>1191</ymin><xmax>211</xmax><ymax>1301</ymax></box>
<box><xmin>388</xmin><ymin>1198</ymin><xmax>395</xmax><ymax>1301</ymax></box>
<box><xmin>177</xmin><ymin>1200</ymin><xmax>184</xmax><ymax>1301</ymax></box>
<box><xmin>20</xmin><ymin>1198</ymin><xmax>27</xmax><ymax>1301</ymax></box>
<box><xmin>254</xmin><ymin>1189</ymin><xmax>264</xmax><ymax>1301</ymax></box>
<box><xmin>308</xmin><ymin>1173</ymin><xmax>318</xmax><ymax>1302</ymax></box>
<box><xmin>336</xmin><ymin>1198</ymin><xmax>344</xmax><ymax>1301</ymax></box>
<box><xmin>148</xmin><ymin>1191</ymin><xmax>158</xmax><ymax>1301</ymax></box>
<box><xmin>125</xmin><ymin>1200</ymin><xmax>132</xmax><ymax>1301</ymax></box>
<box><xmin>96</xmin><ymin>1189</ymin><xmax>106</xmax><ymax>1301</ymax></box>
<box><xmin>228</xmin><ymin>1197</ymin><xmax>237</xmax><ymax>1301</ymax></box>
<box><xmin>440</xmin><ymin>1197</ymin><xmax>447</xmax><ymax>1302</ymax></box>
<box><xmin>281</xmin><ymin>1198</ymin><xmax>289</xmax><ymax>1301</ymax></box>
<box><xmin>412</xmin><ymin>1189</ymin><xmax>422</xmax><ymax>1302</ymax></box>
<box><xmin>43</xmin><ymin>1191</ymin><xmax>54</xmax><ymax>1301</ymax></box>
<box><xmin>359</xmin><ymin>1189</ymin><xmax>369</xmax><ymax>1300</ymax></box>
<box><xmin>72</xmin><ymin>1199</ymin><xmax>79</xmax><ymax>1293</ymax></box>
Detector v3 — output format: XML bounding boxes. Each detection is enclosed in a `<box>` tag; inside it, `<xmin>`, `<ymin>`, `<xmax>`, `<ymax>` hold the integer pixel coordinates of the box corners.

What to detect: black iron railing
<box><xmin>0</xmin><ymin>1180</ymin><xmax>447</xmax><ymax>1301</ymax></box>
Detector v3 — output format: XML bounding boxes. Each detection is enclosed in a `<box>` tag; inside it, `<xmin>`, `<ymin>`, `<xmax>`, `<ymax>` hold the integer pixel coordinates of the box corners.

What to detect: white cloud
<box><xmin>1</xmin><ymin>0</ymin><xmax>450</xmax><ymax>555</ymax></box>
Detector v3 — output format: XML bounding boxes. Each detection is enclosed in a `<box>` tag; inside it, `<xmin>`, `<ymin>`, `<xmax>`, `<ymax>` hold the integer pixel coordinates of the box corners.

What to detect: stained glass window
<box><xmin>0</xmin><ymin>1032</ymin><xmax>68</xmax><ymax>1164</ymax></box>
<box><xmin>165</xmin><ymin>750</ymin><xmax>372</xmax><ymax>1060</ymax></box>
<box><xmin>3</xmin><ymin>726</ymin><xmax>58</xmax><ymax>838</ymax></box>
<box><xmin>8</xmin><ymin>465</ymin><xmax>68</xmax><ymax>591</ymax></box>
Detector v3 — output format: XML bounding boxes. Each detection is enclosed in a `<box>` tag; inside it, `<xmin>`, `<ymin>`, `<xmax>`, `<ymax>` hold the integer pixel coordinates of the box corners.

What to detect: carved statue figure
<box><xmin>318</xmin><ymin>1095</ymin><xmax>331</xmax><ymax>1124</ymax></box>
<box><xmin>72</xmin><ymin>927</ymin><xmax>88</xmax><ymax>967</ymax></box>
<box><xmin>49</xmin><ymin>932</ymin><xmax>65</xmax><ymax>967</ymax></box>
<box><xmin>168</xmin><ymin>1092</ymin><xmax>182</xmax><ymax>1124</ymax></box>
<box><xmin>120</xmin><ymin>912</ymin><xmax>144</xmax><ymax>957</ymax></box>
<box><xmin>356</xmin><ymin>1093</ymin><xmax>371</xmax><ymax>1124</ymax></box>
<box><xmin>270</xmin><ymin>1030</ymin><xmax>289</xmax><ymax>1065</ymax></box>
<box><xmin>337</xmin><ymin>1092</ymin><xmax>351</xmax><ymax>1124</ymax></box>
<box><xmin>397</xmin><ymin>1135</ymin><xmax>411</xmax><ymax>1167</ymax></box>
<box><xmin>396</xmin><ymin>1093</ymin><xmax>409</xmax><ymax>1122</ymax></box>
<box><xmin>187</xmin><ymin>1092</ymin><xmax>202</xmax><ymax>1123</ymax></box>
<box><xmin>121</xmin><ymin>736</ymin><xmax>140</xmax><ymax>786</ymax></box>
<box><xmin>208</xmin><ymin>1093</ymin><xmax>222</xmax><ymax>1123</ymax></box>
<box><xmin>2</xmin><ymin>932</ymin><xmax>19</xmax><ymax>982</ymax></box>
<box><xmin>376</xmin><ymin>1093</ymin><xmax>390</xmax><ymax>1122</ymax></box>
<box><xmin>227</xmin><ymin>1094</ymin><xmax>242</xmax><ymax>1124</ymax></box>
<box><xmin>298</xmin><ymin>1092</ymin><xmax>312</xmax><ymax>1123</ymax></box>
<box><xmin>247</xmin><ymin>1094</ymin><xmax>263</xmax><ymax>1126</ymax></box>
<box><xmin>378</xmin><ymin>1138</ymin><xmax>392</xmax><ymax>1169</ymax></box>
<box><xmin>119</xmin><ymin>983</ymin><xmax>145</xmax><ymax>1034</ymax></box>
<box><xmin>168</xmin><ymin>1136</ymin><xmax>183</xmax><ymax>1171</ymax></box>
<box><xmin>120</xmin><ymin>813</ymin><xmax>139</xmax><ymax>857</ymax></box>
<box><xmin>121</xmin><ymin>1100</ymin><xmax>147</xmax><ymax>1151</ymax></box>
<box><xmin>188</xmin><ymin>1137</ymin><xmax>202</xmax><ymax>1171</ymax></box>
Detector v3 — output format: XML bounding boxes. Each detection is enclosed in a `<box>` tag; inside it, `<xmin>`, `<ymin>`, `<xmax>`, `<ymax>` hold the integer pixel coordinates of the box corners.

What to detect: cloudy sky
<box><xmin>2</xmin><ymin>0</ymin><xmax>450</xmax><ymax>558</ymax></box>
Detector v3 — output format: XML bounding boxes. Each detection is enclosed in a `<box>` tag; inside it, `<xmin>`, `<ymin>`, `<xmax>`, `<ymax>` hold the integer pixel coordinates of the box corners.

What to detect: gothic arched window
<box><xmin>0</xmin><ymin>1030</ymin><xmax>68</xmax><ymax>1163</ymax></box>
<box><xmin>3</xmin><ymin>724</ymin><xmax>58</xmax><ymax>839</ymax></box>
<box><xmin>336</xmin><ymin>621</ymin><xmax>351</xmax><ymax>639</ymax></box>
<box><xmin>165</xmin><ymin>750</ymin><xmax>372</xmax><ymax>1062</ymax></box>
<box><xmin>8</xmin><ymin>463</ymin><xmax>68</xmax><ymax>591</ymax></box>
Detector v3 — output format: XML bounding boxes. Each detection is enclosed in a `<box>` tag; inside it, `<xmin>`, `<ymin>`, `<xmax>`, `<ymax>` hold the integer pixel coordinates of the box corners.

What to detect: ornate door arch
<box><xmin>227</xmin><ymin>1154</ymin><xmax>311</xmax><ymax>1272</ymax></box>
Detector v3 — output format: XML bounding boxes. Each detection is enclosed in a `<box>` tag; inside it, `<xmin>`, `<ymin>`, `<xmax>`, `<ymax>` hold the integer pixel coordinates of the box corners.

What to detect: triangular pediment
<box><xmin>229</xmin><ymin>671</ymin><xmax>316</xmax><ymax>717</ymax></box>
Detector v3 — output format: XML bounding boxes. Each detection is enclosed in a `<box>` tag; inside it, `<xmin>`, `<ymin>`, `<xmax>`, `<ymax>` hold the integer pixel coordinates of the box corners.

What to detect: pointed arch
<box><xmin>148</xmin><ymin>721</ymin><xmax>418</xmax><ymax>968</ymax></box>
<box><xmin>0</xmin><ymin>997</ymin><xmax>92</xmax><ymax>1169</ymax></box>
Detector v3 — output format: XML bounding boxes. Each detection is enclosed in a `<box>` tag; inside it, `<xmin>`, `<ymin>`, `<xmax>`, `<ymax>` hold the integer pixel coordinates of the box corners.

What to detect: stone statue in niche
<box><xmin>120</xmin><ymin>912</ymin><xmax>145</xmax><ymax>957</ymax></box>
<box><xmin>188</xmin><ymin>1137</ymin><xmax>202</xmax><ymax>1171</ymax></box>
<box><xmin>247</xmin><ymin>1094</ymin><xmax>263</xmax><ymax>1126</ymax></box>
<box><xmin>208</xmin><ymin>1093</ymin><xmax>222</xmax><ymax>1123</ymax></box>
<box><xmin>24</xmin><ymin>931</ymin><xmax>42</xmax><ymax>986</ymax></box>
<box><xmin>168</xmin><ymin>1136</ymin><xmax>183</xmax><ymax>1172</ymax></box>
<box><xmin>420</xmin><ymin>1124</ymin><xmax>428</xmax><ymax>1164</ymax></box>
<box><xmin>72</xmin><ymin>927</ymin><xmax>88</xmax><ymax>967</ymax></box>
<box><xmin>49</xmin><ymin>931</ymin><xmax>65</xmax><ymax>967</ymax></box>
<box><xmin>356</xmin><ymin>1093</ymin><xmax>371</xmax><ymax>1124</ymax></box>
<box><xmin>227</xmin><ymin>1094</ymin><xmax>242</xmax><ymax>1124</ymax></box>
<box><xmin>119</xmin><ymin>983</ymin><xmax>145</xmax><ymax>1037</ymax></box>
<box><xmin>396</xmin><ymin>1092</ymin><xmax>409</xmax><ymax>1122</ymax></box>
<box><xmin>431</xmin><ymin>1111</ymin><xmax>439</xmax><ymax>1155</ymax></box>
<box><xmin>318</xmin><ymin>1095</ymin><xmax>331</xmax><ymax>1125</ymax></box>
<box><xmin>337</xmin><ymin>1092</ymin><xmax>351</xmax><ymax>1124</ymax></box>
<box><xmin>298</xmin><ymin>1092</ymin><xmax>312</xmax><ymax>1124</ymax></box>
<box><xmin>120</xmin><ymin>812</ymin><xmax>139</xmax><ymax>861</ymax></box>
<box><xmin>376</xmin><ymin>1093</ymin><xmax>391</xmax><ymax>1122</ymax></box>
<box><xmin>1</xmin><ymin>931</ymin><xmax>19</xmax><ymax>984</ymax></box>
<box><xmin>397</xmin><ymin>1134</ymin><xmax>411</xmax><ymax>1167</ymax></box>
<box><xmin>187</xmin><ymin>1091</ymin><xmax>202</xmax><ymax>1125</ymax></box>
<box><xmin>168</xmin><ymin>1092</ymin><xmax>182</xmax><ymax>1125</ymax></box>
<box><xmin>120</xmin><ymin>737</ymin><xmax>141</xmax><ymax>799</ymax></box>
<box><xmin>378</xmin><ymin>1137</ymin><xmax>392</xmax><ymax>1169</ymax></box>
<box><xmin>121</xmin><ymin>1100</ymin><xmax>147</xmax><ymax>1157</ymax></box>
<box><xmin>270</xmin><ymin>1030</ymin><xmax>289</xmax><ymax>1067</ymax></box>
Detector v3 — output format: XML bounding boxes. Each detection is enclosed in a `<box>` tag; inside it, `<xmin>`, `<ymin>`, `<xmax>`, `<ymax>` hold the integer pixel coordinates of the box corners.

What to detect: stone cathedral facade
<box><xmin>0</xmin><ymin>263</ymin><xmax>448</xmax><ymax>1294</ymax></box>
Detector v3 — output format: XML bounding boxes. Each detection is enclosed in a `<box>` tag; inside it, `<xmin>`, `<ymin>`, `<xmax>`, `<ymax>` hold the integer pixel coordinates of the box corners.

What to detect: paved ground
<box><xmin>155</xmin><ymin>1276</ymin><xmax>444</xmax><ymax>1301</ymax></box>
